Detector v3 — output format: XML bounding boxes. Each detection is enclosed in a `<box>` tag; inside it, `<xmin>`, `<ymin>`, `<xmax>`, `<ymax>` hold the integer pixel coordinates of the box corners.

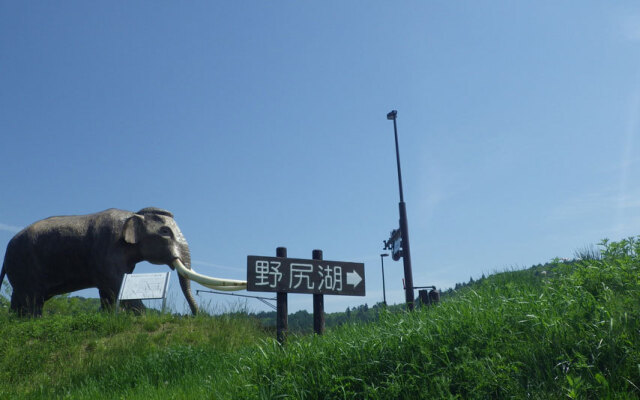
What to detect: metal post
<box><xmin>387</xmin><ymin>110</ymin><xmax>415</xmax><ymax>311</ymax></box>
<box><xmin>380</xmin><ymin>253</ymin><xmax>388</xmax><ymax>306</ymax></box>
<box><xmin>312</xmin><ymin>249</ymin><xmax>325</xmax><ymax>335</ymax></box>
<box><xmin>390</xmin><ymin>111</ymin><xmax>405</xmax><ymax>204</ymax></box>
<box><xmin>161</xmin><ymin>270</ymin><xmax>170</xmax><ymax>314</ymax></box>
<box><xmin>276</xmin><ymin>247</ymin><xmax>288</xmax><ymax>344</ymax></box>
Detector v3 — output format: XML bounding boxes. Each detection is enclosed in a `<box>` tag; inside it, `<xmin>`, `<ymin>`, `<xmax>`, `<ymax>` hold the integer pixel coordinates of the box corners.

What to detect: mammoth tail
<box><xmin>0</xmin><ymin>262</ymin><xmax>6</xmax><ymax>295</ymax></box>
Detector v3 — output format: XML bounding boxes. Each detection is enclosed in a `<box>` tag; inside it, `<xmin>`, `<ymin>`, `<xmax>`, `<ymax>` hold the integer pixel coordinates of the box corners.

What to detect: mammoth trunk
<box><xmin>177</xmin><ymin>243</ymin><xmax>199</xmax><ymax>315</ymax></box>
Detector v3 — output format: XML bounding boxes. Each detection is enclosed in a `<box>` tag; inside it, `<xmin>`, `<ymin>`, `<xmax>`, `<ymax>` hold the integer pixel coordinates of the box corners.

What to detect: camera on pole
<box><xmin>383</xmin><ymin>228</ymin><xmax>403</xmax><ymax>262</ymax></box>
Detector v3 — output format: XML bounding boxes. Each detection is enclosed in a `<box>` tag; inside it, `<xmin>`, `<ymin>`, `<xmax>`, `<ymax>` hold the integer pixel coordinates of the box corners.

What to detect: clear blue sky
<box><xmin>1</xmin><ymin>2</ymin><xmax>639</xmax><ymax>314</ymax></box>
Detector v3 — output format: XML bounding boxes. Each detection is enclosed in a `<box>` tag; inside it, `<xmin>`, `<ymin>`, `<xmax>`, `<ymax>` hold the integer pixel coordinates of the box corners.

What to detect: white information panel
<box><xmin>118</xmin><ymin>272</ymin><xmax>171</xmax><ymax>301</ymax></box>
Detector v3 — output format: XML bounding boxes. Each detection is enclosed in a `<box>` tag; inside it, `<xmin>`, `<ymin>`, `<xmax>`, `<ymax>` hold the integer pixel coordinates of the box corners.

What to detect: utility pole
<box><xmin>387</xmin><ymin>110</ymin><xmax>415</xmax><ymax>310</ymax></box>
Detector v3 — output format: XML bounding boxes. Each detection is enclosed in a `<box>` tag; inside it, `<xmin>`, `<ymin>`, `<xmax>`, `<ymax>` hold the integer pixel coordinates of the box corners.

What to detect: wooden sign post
<box><xmin>247</xmin><ymin>249</ymin><xmax>365</xmax><ymax>342</ymax></box>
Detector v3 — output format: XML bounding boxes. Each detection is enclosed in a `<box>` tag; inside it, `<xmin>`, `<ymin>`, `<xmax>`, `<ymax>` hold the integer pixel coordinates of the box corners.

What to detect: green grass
<box><xmin>1</xmin><ymin>237</ymin><xmax>639</xmax><ymax>399</ymax></box>
<box><xmin>0</xmin><ymin>310</ymin><xmax>268</xmax><ymax>399</ymax></box>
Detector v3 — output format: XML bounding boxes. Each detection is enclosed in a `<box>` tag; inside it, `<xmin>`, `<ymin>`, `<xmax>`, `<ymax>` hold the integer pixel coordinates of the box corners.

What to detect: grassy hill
<box><xmin>1</xmin><ymin>237</ymin><xmax>639</xmax><ymax>399</ymax></box>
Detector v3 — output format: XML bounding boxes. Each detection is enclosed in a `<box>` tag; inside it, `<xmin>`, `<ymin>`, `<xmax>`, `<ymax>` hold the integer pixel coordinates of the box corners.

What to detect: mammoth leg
<box><xmin>11</xmin><ymin>291</ymin><xmax>44</xmax><ymax>317</ymax></box>
<box><xmin>97</xmin><ymin>269</ymin><xmax>147</xmax><ymax>314</ymax></box>
<box><xmin>99</xmin><ymin>286</ymin><xmax>146</xmax><ymax>314</ymax></box>
<box><xmin>32</xmin><ymin>297</ymin><xmax>44</xmax><ymax>317</ymax></box>
<box><xmin>121</xmin><ymin>299</ymin><xmax>146</xmax><ymax>314</ymax></box>
<box><xmin>98</xmin><ymin>288</ymin><xmax>117</xmax><ymax>311</ymax></box>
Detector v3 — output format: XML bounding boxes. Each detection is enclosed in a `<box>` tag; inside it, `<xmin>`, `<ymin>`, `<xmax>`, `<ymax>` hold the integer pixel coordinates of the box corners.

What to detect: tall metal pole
<box><xmin>387</xmin><ymin>110</ymin><xmax>415</xmax><ymax>310</ymax></box>
<box><xmin>380</xmin><ymin>253</ymin><xmax>388</xmax><ymax>306</ymax></box>
<box><xmin>390</xmin><ymin>112</ymin><xmax>405</xmax><ymax>203</ymax></box>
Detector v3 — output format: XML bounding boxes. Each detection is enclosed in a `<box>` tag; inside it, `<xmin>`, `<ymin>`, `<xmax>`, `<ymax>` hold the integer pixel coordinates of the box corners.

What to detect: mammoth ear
<box><xmin>123</xmin><ymin>215</ymin><xmax>144</xmax><ymax>244</ymax></box>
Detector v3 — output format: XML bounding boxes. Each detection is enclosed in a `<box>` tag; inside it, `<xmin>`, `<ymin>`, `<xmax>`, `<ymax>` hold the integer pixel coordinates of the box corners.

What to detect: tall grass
<box><xmin>0</xmin><ymin>237</ymin><xmax>638</xmax><ymax>399</ymax></box>
<box><xmin>0</xmin><ymin>310</ymin><xmax>268</xmax><ymax>399</ymax></box>
<box><xmin>223</xmin><ymin>238</ymin><xmax>640</xmax><ymax>399</ymax></box>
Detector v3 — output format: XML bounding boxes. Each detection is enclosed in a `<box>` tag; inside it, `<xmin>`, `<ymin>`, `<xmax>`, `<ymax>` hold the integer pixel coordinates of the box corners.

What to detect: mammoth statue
<box><xmin>0</xmin><ymin>207</ymin><xmax>198</xmax><ymax>316</ymax></box>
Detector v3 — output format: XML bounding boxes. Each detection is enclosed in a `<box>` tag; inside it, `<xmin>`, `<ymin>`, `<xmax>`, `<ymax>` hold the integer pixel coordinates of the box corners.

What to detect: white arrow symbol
<box><xmin>346</xmin><ymin>270</ymin><xmax>363</xmax><ymax>288</ymax></box>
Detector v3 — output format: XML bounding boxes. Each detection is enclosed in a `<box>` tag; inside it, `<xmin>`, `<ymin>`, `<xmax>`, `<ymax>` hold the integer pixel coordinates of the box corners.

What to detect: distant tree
<box><xmin>288</xmin><ymin>310</ymin><xmax>312</xmax><ymax>332</ymax></box>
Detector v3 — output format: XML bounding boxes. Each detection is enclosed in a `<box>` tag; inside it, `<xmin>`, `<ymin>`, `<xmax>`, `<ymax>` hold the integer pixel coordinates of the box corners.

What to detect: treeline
<box><xmin>250</xmin><ymin>302</ymin><xmax>412</xmax><ymax>333</ymax></box>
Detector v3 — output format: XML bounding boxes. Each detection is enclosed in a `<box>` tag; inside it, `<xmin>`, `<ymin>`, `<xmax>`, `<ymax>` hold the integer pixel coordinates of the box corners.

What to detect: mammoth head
<box><xmin>122</xmin><ymin>207</ymin><xmax>198</xmax><ymax>314</ymax></box>
<box><xmin>123</xmin><ymin>207</ymin><xmax>188</xmax><ymax>266</ymax></box>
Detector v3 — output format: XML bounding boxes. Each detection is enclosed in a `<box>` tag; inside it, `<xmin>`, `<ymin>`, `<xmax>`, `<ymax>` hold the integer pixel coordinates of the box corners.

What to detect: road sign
<box><xmin>246</xmin><ymin>256</ymin><xmax>365</xmax><ymax>296</ymax></box>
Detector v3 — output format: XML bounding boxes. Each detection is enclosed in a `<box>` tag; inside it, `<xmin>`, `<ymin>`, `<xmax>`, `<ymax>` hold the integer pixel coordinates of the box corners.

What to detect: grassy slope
<box><xmin>1</xmin><ymin>237</ymin><xmax>639</xmax><ymax>399</ymax></box>
<box><xmin>0</xmin><ymin>311</ymin><xmax>268</xmax><ymax>399</ymax></box>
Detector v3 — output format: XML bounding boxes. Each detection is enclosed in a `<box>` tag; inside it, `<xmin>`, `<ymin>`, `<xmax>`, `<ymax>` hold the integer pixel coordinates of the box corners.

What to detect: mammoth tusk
<box><xmin>172</xmin><ymin>259</ymin><xmax>247</xmax><ymax>291</ymax></box>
